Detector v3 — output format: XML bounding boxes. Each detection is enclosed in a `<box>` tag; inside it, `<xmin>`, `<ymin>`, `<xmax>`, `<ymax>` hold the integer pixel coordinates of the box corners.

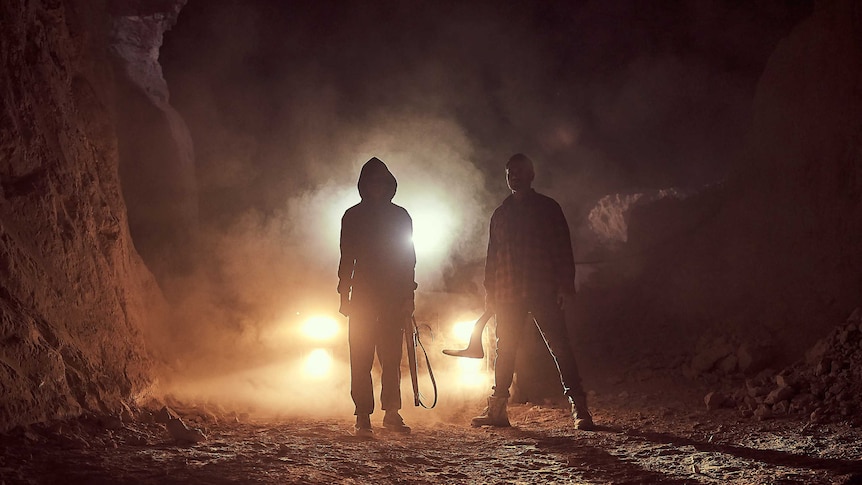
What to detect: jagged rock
<box><xmin>737</xmin><ymin>342</ymin><xmax>774</xmax><ymax>374</ymax></box>
<box><xmin>165</xmin><ymin>417</ymin><xmax>206</xmax><ymax>444</ymax></box>
<box><xmin>806</xmin><ymin>339</ymin><xmax>830</xmax><ymax>365</ymax></box>
<box><xmin>154</xmin><ymin>406</ymin><xmax>179</xmax><ymax>424</ymax></box>
<box><xmin>814</xmin><ymin>359</ymin><xmax>830</xmax><ymax>377</ymax></box>
<box><xmin>718</xmin><ymin>354</ymin><xmax>738</xmax><ymax>374</ymax></box>
<box><xmin>109</xmin><ymin>0</ymin><xmax>198</xmax><ymax>282</ymax></box>
<box><xmin>745</xmin><ymin>379</ymin><xmax>769</xmax><ymax>399</ymax></box>
<box><xmin>764</xmin><ymin>386</ymin><xmax>795</xmax><ymax>405</ymax></box>
<box><xmin>98</xmin><ymin>415</ymin><xmax>124</xmax><ymax>431</ymax></box>
<box><xmin>772</xmin><ymin>401</ymin><xmax>789</xmax><ymax>415</ymax></box>
<box><xmin>741</xmin><ymin>395</ymin><xmax>758</xmax><ymax>411</ymax></box>
<box><xmin>754</xmin><ymin>404</ymin><xmax>772</xmax><ymax>421</ymax></box>
<box><xmin>810</xmin><ymin>407</ymin><xmax>829</xmax><ymax>424</ymax></box>
<box><xmin>775</xmin><ymin>373</ymin><xmax>797</xmax><ymax>389</ymax></box>
<box><xmin>791</xmin><ymin>393</ymin><xmax>815</xmax><ymax>408</ymax></box>
<box><xmin>0</xmin><ymin>0</ymin><xmax>166</xmax><ymax>432</ymax></box>
<box><xmin>704</xmin><ymin>391</ymin><xmax>728</xmax><ymax>411</ymax></box>
<box><xmin>827</xmin><ymin>381</ymin><xmax>847</xmax><ymax>397</ymax></box>
<box><xmin>691</xmin><ymin>339</ymin><xmax>735</xmax><ymax>375</ymax></box>
<box><xmin>120</xmin><ymin>403</ymin><xmax>135</xmax><ymax>424</ymax></box>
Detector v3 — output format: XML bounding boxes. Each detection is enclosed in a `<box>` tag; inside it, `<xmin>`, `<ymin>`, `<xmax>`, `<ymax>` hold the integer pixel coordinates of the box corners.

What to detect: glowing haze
<box><xmin>153</xmin><ymin>0</ymin><xmax>810</xmax><ymax>419</ymax></box>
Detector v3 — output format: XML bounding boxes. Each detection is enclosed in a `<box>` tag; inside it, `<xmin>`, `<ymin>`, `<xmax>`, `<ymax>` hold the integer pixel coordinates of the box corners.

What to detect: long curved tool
<box><xmin>406</xmin><ymin>315</ymin><xmax>437</xmax><ymax>408</ymax></box>
<box><xmin>442</xmin><ymin>310</ymin><xmax>493</xmax><ymax>359</ymax></box>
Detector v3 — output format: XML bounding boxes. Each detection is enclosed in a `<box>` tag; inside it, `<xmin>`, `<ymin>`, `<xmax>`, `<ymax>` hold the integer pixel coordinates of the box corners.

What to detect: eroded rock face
<box><xmin>729</xmin><ymin>309</ymin><xmax>862</xmax><ymax>424</ymax></box>
<box><xmin>735</xmin><ymin>0</ymin><xmax>862</xmax><ymax>349</ymax></box>
<box><xmin>0</xmin><ymin>0</ymin><xmax>166</xmax><ymax>430</ymax></box>
<box><xmin>577</xmin><ymin>0</ymin><xmax>862</xmax><ymax>375</ymax></box>
<box><xmin>108</xmin><ymin>0</ymin><xmax>198</xmax><ymax>282</ymax></box>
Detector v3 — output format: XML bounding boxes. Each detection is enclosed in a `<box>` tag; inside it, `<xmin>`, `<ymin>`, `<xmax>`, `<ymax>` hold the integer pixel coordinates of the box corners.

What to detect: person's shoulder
<box><xmin>532</xmin><ymin>191</ymin><xmax>562</xmax><ymax>209</ymax></box>
<box><xmin>342</xmin><ymin>202</ymin><xmax>362</xmax><ymax>216</ymax></box>
<box><xmin>497</xmin><ymin>194</ymin><xmax>515</xmax><ymax>208</ymax></box>
<box><xmin>390</xmin><ymin>202</ymin><xmax>413</xmax><ymax>218</ymax></box>
<box><xmin>492</xmin><ymin>195</ymin><xmax>514</xmax><ymax>215</ymax></box>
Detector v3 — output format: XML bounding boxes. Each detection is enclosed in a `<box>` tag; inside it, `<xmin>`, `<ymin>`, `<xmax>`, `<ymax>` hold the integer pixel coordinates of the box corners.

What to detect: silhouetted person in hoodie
<box><xmin>338</xmin><ymin>157</ymin><xmax>416</xmax><ymax>436</ymax></box>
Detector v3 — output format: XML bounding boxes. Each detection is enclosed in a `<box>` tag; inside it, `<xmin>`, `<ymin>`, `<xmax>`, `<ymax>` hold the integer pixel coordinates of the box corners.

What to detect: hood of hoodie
<box><xmin>357</xmin><ymin>157</ymin><xmax>397</xmax><ymax>202</ymax></box>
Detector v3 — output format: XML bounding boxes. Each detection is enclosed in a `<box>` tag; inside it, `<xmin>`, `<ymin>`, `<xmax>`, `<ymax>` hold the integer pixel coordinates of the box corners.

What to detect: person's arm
<box><xmin>402</xmin><ymin>212</ymin><xmax>417</xmax><ymax>317</ymax></box>
<box><xmin>337</xmin><ymin>213</ymin><xmax>355</xmax><ymax>316</ymax></box>
<box><xmin>483</xmin><ymin>211</ymin><xmax>499</xmax><ymax>313</ymax></box>
<box><xmin>551</xmin><ymin>202</ymin><xmax>576</xmax><ymax>306</ymax></box>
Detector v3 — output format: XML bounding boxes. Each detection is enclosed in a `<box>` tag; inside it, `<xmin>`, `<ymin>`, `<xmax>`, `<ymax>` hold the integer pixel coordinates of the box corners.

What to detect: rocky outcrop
<box><xmin>576</xmin><ymin>0</ymin><xmax>862</xmax><ymax>376</ymax></box>
<box><xmin>0</xmin><ymin>0</ymin><xmax>166</xmax><ymax>430</ymax></box>
<box><xmin>713</xmin><ymin>309</ymin><xmax>862</xmax><ymax>424</ymax></box>
<box><xmin>732</xmin><ymin>0</ymin><xmax>862</xmax><ymax>351</ymax></box>
<box><xmin>108</xmin><ymin>0</ymin><xmax>198</xmax><ymax>283</ymax></box>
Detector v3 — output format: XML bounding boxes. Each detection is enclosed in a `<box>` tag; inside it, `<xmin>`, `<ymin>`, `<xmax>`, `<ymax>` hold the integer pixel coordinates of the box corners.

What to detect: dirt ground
<box><xmin>3</xmin><ymin>374</ymin><xmax>862</xmax><ymax>485</ymax></box>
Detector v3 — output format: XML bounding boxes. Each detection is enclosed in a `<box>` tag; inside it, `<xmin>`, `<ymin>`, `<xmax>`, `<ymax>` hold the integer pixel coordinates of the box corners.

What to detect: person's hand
<box><xmin>338</xmin><ymin>293</ymin><xmax>351</xmax><ymax>317</ymax></box>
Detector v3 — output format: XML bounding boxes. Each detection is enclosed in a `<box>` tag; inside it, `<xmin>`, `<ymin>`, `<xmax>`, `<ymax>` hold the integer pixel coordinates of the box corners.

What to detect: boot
<box><xmin>470</xmin><ymin>396</ymin><xmax>510</xmax><ymax>427</ymax></box>
<box><xmin>570</xmin><ymin>394</ymin><xmax>595</xmax><ymax>431</ymax></box>
<box><xmin>383</xmin><ymin>411</ymin><xmax>411</xmax><ymax>433</ymax></box>
<box><xmin>354</xmin><ymin>414</ymin><xmax>373</xmax><ymax>437</ymax></box>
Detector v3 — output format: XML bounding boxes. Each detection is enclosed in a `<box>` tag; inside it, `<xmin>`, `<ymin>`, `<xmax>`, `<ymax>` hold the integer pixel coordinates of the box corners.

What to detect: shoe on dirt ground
<box><xmin>354</xmin><ymin>414</ymin><xmax>373</xmax><ymax>437</ymax></box>
<box><xmin>574</xmin><ymin>416</ymin><xmax>595</xmax><ymax>431</ymax></box>
<box><xmin>383</xmin><ymin>411</ymin><xmax>411</xmax><ymax>433</ymax></box>
<box><xmin>470</xmin><ymin>396</ymin><xmax>510</xmax><ymax>427</ymax></box>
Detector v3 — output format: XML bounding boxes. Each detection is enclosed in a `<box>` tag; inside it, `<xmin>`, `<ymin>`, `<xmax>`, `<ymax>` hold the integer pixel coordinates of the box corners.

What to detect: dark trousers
<box><xmin>348</xmin><ymin>299</ymin><xmax>404</xmax><ymax>415</ymax></box>
<box><xmin>492</xmin><ymin>296</ymin><xmax>586</xmax><ymax>400</ymax></box>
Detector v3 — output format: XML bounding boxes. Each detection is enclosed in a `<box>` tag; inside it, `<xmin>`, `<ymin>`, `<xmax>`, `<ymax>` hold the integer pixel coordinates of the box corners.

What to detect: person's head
<box><xmin>506</xmin><ymin>153</ymin><xmax>535</xmax><ymax>194</ymax></box>
<box><xmin>358</xmin><ymin>157</ymin><xmax>397</xmax><ymax>203</ymax></box>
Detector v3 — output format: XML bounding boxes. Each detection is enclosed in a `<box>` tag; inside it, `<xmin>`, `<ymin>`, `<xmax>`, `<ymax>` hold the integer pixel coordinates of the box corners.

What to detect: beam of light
<box><xmin>455</xmin><ymin>357</ymin><xmax>488</xmax><ymax>387</ymax></box>
<box><xmin>451</xmin><ymin>320</ymin><xmax>476</xmax><ymax>342</ymax></box>
<box><xmin>448</xmin><ymin>319</ymin><xmax>491</xmax><ymax>388</ymax></box>
<box><xmin>409</xmin><ymin>197</ymin><xmax>456</xmax><ymax>260</ymax></box>
<box><xmin>303</xmin><ymin>348</ymin><xmax>333</xmax><ymax>378</ymax></box>
<box><xmin>300</xmin><ymin>315</ymin><xmax>340</xmax><ymax>342</ymax></box>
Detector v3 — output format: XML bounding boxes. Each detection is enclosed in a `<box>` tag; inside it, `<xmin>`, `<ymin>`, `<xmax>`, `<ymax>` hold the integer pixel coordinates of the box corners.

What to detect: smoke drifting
<box><xmin>149</xmin><ymin>0</ymin><xmax>810</xmax><ymax>416</ymax></box>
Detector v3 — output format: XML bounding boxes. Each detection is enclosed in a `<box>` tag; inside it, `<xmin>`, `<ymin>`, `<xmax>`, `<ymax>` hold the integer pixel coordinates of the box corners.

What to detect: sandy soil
<box><xmin>3</xmin><ymin>375</ymin><xmax>862</xmax><ymax>485</ymax></box>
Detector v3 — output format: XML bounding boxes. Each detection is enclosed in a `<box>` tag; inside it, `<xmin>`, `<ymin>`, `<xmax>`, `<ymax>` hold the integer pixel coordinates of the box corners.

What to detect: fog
<box><xmin>148</xmin><ymin>0</ymin><xmax>810</xmax><ymax>418</ymax></box>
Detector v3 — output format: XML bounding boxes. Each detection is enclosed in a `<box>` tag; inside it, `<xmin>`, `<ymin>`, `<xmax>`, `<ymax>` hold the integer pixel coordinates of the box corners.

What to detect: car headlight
<box><xmin>300</xmin><ymin>315</ymin><xmax>340</xmax><ymax>342</ymax></box>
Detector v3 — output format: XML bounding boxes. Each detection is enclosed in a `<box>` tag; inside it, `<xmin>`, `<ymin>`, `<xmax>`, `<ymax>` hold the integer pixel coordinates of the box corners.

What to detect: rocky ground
<box><xmin>3</xmin><ymin>372</ymin><xmax>862</xmax><ymax>485</ymax></box>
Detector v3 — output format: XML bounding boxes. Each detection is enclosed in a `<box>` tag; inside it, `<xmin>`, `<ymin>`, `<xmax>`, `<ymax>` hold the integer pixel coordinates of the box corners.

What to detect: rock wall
<box><xmin>109</xmin><ymin>0</ymin><xmax>198</xmax><ymax>283</ymax></box>
<box><xmin>0</xmin><ymin>0</ymin><xmax>165</xmax><ymax>430</ymax></box>
<box><xmin>575</xmin><ymin>0</ymin><xmax>862</xmax><ymax>375</ymax></box>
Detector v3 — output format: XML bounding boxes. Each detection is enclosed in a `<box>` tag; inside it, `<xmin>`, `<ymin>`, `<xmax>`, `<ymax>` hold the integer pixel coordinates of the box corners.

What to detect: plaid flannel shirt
<box><xmin>484</xmin><ymin>189</ymin><xmax>576</xmax><ymax>304</ymax></box>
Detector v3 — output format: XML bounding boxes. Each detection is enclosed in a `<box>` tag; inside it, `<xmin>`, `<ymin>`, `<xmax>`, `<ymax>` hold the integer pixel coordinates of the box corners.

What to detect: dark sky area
<box><xmin>159</xmin><ymin>0</ymin><xmax>812</xmax><ymax>291</ymax></box>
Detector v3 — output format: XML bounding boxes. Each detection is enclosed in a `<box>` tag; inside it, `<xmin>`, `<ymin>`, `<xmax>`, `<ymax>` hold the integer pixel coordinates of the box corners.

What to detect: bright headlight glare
<box><xmin>304</xmin><ymin>348</ymin><xmax>333</xmax><ymax>378</ymax></box>
<box><xmin>452</xmin><ymin>320</ymin><xmax>476</xmax><ymax>341</ymax></box>
<box><xmin>301</xmin><ymin>316</ymin><xmax>340</xmax><ymax>341</ymax></box>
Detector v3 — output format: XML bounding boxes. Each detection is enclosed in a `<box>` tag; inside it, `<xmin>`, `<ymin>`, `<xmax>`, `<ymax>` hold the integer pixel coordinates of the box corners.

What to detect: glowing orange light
<box><xmin>303</xmin><ymin>348</ymin><xmax>333</xmax><ymax>378</ymax></box>
<box><xmin>301</xmin><ymin>316</ymin><xmax>340</xmax><ymax>341</ymax></box>
<box><xmin>451</xmin><ymin>320</ymin><xmax>476</xmax><ymax>341</ymax></box>
<box><xmin>449</xmin><ymin>320</ymin><xmax>490</xmax><ymax>388</ymax></box>
<box><xmin>456</xmin><ymin>357</ymin><xmax>487</xmax><ymax>387</ymax></box>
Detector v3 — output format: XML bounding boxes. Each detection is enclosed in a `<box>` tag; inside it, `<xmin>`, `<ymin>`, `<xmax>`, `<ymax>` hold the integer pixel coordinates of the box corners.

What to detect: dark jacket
<box><xmin>338</xmin><ymin>158</ymin><xmax>417</xmax><ymax>303</ymax></box>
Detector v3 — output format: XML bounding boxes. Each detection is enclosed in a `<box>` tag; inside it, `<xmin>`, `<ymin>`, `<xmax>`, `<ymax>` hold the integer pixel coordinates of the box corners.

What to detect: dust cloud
<box><xmin>145</xmin><ymin>1</ymin><xmax>810</xmax><ymax>419</ymax></box>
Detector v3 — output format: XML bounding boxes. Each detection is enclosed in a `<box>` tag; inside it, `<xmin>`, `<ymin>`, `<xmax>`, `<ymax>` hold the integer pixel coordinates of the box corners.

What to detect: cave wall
<box><xmin>108</xmin><ymin>0</ymin><xmax>198</xmax><ymax>283</ymax></box>
<box><xmin>576</xmin><ymin>0</ymin><xmax>862</xmax><ymax>374</ymax></box>
<box><xmin>738</xmin><ymin>0</ymin><xmax>862</xmax><ymax>335</ymax></box>
<box><xmin>0</xmin><ymin>0</ymin><xmax>166</xmax><ymax>430</ymax></box>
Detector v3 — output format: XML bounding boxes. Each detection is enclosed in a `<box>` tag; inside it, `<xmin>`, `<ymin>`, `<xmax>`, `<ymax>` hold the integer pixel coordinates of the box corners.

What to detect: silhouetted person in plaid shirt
<box><xmin>471</xmin><ymin>153</ymin><xmax>594</xmax><ymax>430</ymax></box>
